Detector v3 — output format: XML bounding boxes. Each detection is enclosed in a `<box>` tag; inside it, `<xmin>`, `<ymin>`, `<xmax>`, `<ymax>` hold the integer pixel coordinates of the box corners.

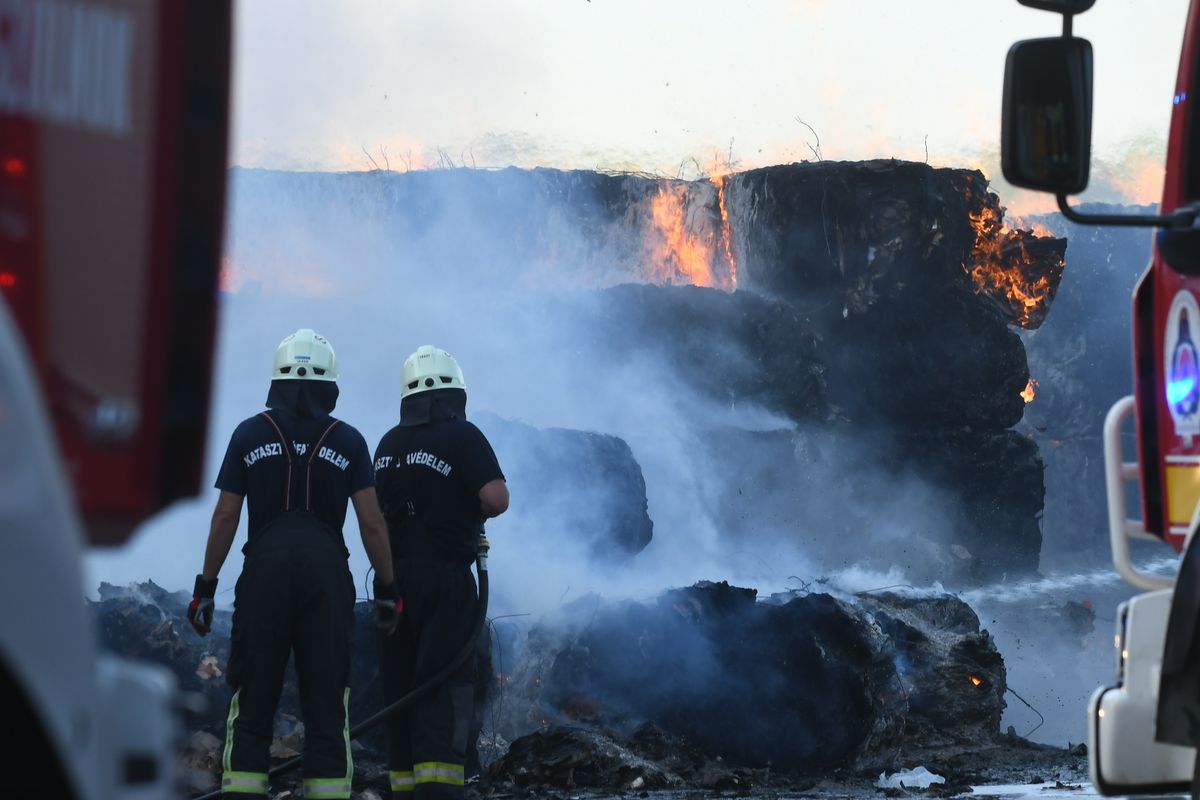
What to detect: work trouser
<box><xmin>222</xmin><ymin>515</ymin><xmax>356</xmax><ymax>799</ymax></box>
<box><xmin>379</xmin><ymin>559</ymin><xmax>478</xmax><ymax>799</ymax></box>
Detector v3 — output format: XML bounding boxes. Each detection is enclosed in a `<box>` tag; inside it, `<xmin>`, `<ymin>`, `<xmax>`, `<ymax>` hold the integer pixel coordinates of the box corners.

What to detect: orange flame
<box><xmin>643</xmin><ymin>180</ymin><xmax>736</xmax><ymax>290</ymax></box>
<box><xmin>964</xmin><ymin>199</ymin><xmax>1062</xmax><ymax>328</ymax></box>
<box><xmin>713</xmin><ymin>174</ymin><xmax>738</xmax><ymax>285</ymax></box>
<box><xmin>1021</xmin><ymin>378</ymin><xmax>1038</xmax><ymax>404</ymax></box>
<box><xmin>969</xmin><ymin>675</ymin><xmax>983</xmax><ymax>687</ymax></box>
<box><xmin>648</xmin><ymin>182</ymin><xmax>718</xmax><ymax>287</ymax></box>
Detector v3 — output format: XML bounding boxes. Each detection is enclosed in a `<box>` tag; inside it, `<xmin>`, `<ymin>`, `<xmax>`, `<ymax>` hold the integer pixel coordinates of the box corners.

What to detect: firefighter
<box><xmin>373</xmin><ymin>345</ymin><xmax>509</xmax><ymax>799</ymax></box>
<box><xmin>187</xmin><ymin>328</ymin><xmax>402</xmax><ymax>800</ymax></box>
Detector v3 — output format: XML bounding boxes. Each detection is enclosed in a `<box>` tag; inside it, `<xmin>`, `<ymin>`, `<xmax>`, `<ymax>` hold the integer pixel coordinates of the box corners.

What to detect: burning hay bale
<box><xmin>492</xmin><ymin>580</ymin><xmax>1006</xmax><ymax>778</ymax></box>
<box><xmin>722</xmin><ymin>161</ymin><xmax>1055</xmax><ymax>430</ymax></box>
<box><xmin>727</xmin><ymin>160</ymin><xmax>1066</xmax><ymax>331</ymax></box>
<box><xmin>230</xmin><ymin>160</ymin><xmax>1065</xmax><ymax>328</ymax></box>
<box><xmin>473</xmin><ymin>413</ymin><xmax>654</xmax><ymax>559</ymax></box>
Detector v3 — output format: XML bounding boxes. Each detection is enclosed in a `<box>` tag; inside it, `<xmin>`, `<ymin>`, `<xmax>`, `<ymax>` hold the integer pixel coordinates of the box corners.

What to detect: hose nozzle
<box><xmin>477</xmin><ymin>532</ymin><xmax>490</xmax><ymax>572</ymax></box>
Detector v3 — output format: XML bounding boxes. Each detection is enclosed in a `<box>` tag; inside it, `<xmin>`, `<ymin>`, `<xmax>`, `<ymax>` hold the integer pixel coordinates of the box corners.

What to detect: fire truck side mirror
<box><xmin>1015</xmin><ymin>0</ymin><xmax>1096</xmax><ymax>13</ymax></box>
<box><xmin>1001</xmin><ymin>37</ymin><xmax>1094</xmax><ymax>196</ymax></box>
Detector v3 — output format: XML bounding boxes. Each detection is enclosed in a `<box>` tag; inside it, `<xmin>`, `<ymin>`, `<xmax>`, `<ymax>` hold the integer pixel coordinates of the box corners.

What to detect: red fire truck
<box><xmin>0</xmin><ymin>1</ymin><xmax>231</xmax><ymax>797</ymax></box>
<box><xmin>1002</xmin><ymin>0</ymin><xmax>1200</xmax><ymax>793</ymax></box>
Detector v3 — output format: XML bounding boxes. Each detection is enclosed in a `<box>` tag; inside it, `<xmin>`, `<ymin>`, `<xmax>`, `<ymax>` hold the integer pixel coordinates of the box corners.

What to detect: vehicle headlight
<box><xmin>1115</xmin><ymin>602</ymin><xmax>1129</xmax><ymax>684</ymax></box>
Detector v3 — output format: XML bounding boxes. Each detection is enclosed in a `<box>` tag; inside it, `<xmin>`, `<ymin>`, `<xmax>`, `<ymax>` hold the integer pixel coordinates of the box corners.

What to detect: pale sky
<box><xmin>232</xmin><ymin>0</ymin><xmax>1191</xmax><ymax>211</ymax></box>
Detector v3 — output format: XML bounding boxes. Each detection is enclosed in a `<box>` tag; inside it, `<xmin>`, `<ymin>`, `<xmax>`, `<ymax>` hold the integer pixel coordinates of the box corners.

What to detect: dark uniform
<box><xmin>373</xmin><ymin>417</ymin><xmax>503</xmax><ymax>798</ymax></box>
<box><xmin>215</xmin><ymin>409</ymin><xmax>373</xmax><ymax>799</ymax></box>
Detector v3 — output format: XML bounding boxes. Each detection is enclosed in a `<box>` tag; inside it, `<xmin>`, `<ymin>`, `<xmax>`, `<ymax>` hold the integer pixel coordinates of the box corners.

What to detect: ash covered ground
<box><xmin>103</xmin><ymin>580</ymin><xmax>1090</xmax><ymax>800</ymax></box>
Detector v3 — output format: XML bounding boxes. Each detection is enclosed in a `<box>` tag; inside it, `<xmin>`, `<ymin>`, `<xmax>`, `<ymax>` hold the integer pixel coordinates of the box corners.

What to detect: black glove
<box><xmin>187</xmin><ymin>575</ymin><xmax>218</xmax><ymax>636</ymax></box>
<box><xmin>374</xmin><ymin>580</ymin><xmax>403</xmax><ymax>635</ymax></box>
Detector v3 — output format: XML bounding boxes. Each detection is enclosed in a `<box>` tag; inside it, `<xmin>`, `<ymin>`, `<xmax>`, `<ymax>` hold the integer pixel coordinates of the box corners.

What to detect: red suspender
<box><xmin>259</xmin><ymin>412</ymin><xmax>294</xmax><ymax>511</ymax></box>
<box><xmin>259</xmin><ymin>412</ymin><xmax>340</xmax><ymax>512</ymax></box>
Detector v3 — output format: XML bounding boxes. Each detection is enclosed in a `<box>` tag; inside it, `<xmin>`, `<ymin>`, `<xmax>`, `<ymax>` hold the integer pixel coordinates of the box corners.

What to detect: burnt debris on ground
<box><xmin>491</xmin><ymin>580</ymin><xmax>1005</xmax><ymax>779</ymax></box>
<box><xmin>96</xmin><ymin>579</ymin><xmax>1085</xmax><ymax>797</ymax></box>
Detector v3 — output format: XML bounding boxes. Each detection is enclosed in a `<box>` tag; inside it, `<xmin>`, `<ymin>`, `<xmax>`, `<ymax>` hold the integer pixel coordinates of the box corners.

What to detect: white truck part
<box><xmin>1089</xmin><ymin>590</ymin><xmax>1193</xmax><ymax>794</ymax></box>
<box><xmin>0</xmin><ymin>298</ymin><xmax>179</xmax><ymax>798</ymax></box>
<box><xmin>1092</xmin><ymin>394</ymin><xmax>1192</xmax><ymax>795</ymax></box>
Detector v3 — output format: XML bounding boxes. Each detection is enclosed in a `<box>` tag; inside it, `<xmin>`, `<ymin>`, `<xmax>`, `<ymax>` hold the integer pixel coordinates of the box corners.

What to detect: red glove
<box><xmin>187</xmin><ymin>575</ymin><xmax>218</xmax><ymax>636</ymax></box>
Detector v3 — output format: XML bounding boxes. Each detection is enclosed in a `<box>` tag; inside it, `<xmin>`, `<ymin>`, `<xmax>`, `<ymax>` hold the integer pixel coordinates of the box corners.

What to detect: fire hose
<box><xmin>192</xmin><ymin>539</ymin><xmax>490</xmax><ymax>800</ymax></box>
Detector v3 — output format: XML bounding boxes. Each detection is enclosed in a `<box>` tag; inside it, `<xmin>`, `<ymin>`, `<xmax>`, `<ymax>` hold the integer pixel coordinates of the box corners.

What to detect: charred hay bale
<box><xmin>824</xmin><ymin>282</ymin><xmax>1029</xmax><ymax>430</ymax></box>
<box><xmin>535</xmin><ymin>583</ymin><xmax>874</xmax><ymax>769</ymax></box>
<box><xmin>724</xmin><ymin>160</ymin><xmax>1049</xmax><ymax>429</ymax></box>
<box><xmin>589</xmin><ymin>283</ymin><xmax>827</xmax><ymax>423</ymax></box>
<box><xmin>728</xmin><ymin>160</ymin><xmax>1066</xmax><ymax>329</ymax></box>
<box><xmin>474</xmin><ymin>413</ymin><xmax>653</xmax><ymax>559</ymax></box>
<box><xmin>851</xmin><ymin>592</ymin><xmax>1006</xmax><ymax>765</ymax></box>
<box><xmin>886</xmin><ymin>429</ymin><xmax>1045</xmax><ymax>581</ymax></box>
<box><xmin>731</xmin><ymin>161</ymin><xmax>982</xmax><ymax>317</ymax></box>
<box><xmin>587</xmin><ymin>279</ymin><xmax>1026</xmax><ymax>432</ymax></box>
<box><xmin>497</xmin><ymin>581</ymin><xmax>1006</xmax><ymax>773</ymax></box>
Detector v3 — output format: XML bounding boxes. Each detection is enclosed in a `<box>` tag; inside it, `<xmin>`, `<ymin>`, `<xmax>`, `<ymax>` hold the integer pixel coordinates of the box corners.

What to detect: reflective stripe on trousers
<box><xmin>390</xmin><ymin>770</ymin><xmax>415</xmax><ymax>793</ymax></box>
<box><xmin>223</xmin><ymin>688</ymin><xmax>241</xmax><ymax>773</ymax></box>
<box><xmin>222</xmin><ymin>690</ymin><xmax>269</xmax><ymax>795</ymax></box>
<box><xmin>221</xmin><ymin>770</ymin><xmax>268</xmax><ymax>795</ymax></box>
<box><xmin>304</xmin><ymin>777</ymin><xmax>353</xmax><ymax>799</ymax></box>
<box><xmin>413</xmin><ymin>761</ymin><xmax>465</xmax><ymax>786</ymax></box>
<box><xmin>303</xmin><ymin>687</ymin><xmax>354</xmax><ymax>799</ymax></box>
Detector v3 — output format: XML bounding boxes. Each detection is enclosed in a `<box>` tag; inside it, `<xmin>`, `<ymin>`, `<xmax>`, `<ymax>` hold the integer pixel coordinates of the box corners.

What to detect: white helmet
<box><xmin>272</xmin><ymin>328</ymin><xmax>338</xmax><ymax>382</ymax></box>
<box><xmin>402</xmin><ymin>345</ymin><xmax>466</xmax><ymax>398</ymax></box>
